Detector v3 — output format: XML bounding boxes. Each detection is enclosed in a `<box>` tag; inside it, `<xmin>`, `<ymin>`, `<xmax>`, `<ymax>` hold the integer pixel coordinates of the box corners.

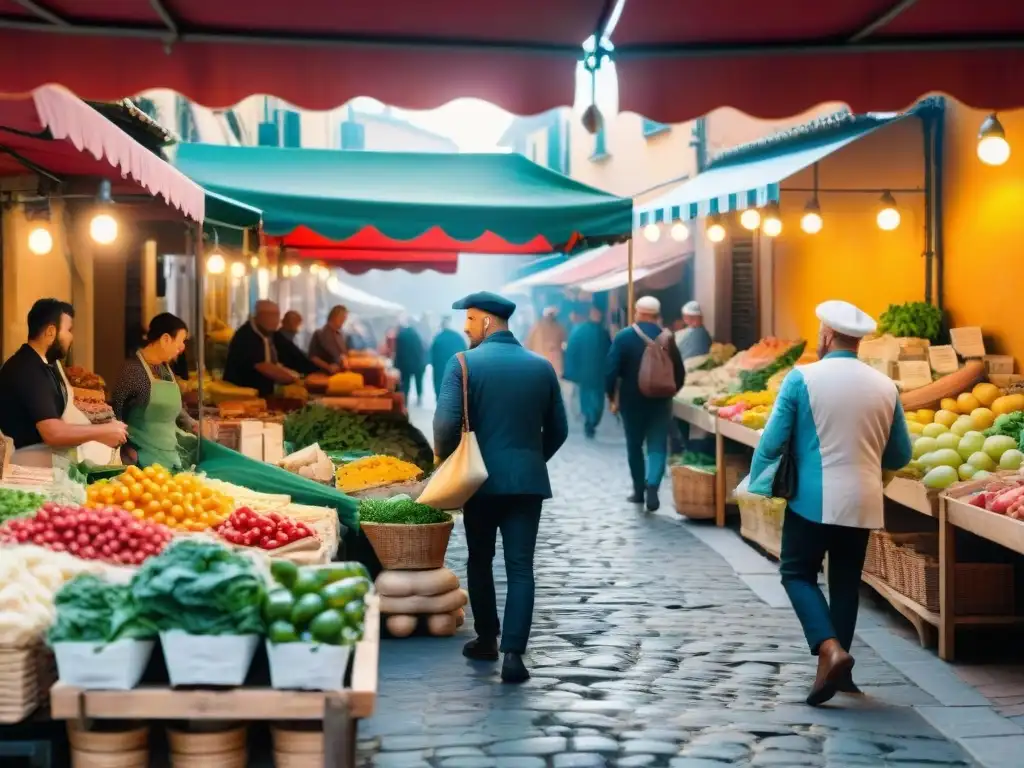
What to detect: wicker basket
<box><xmin>671</xmin><ymin>464</ymin><xmax>715</xmax><ymax>519</ymax></box>
<box><xmin>864</xmin><ymin>531</ymin><xmax>886</xmax><ymax>580</ymax></box>
<box><xmin>361</xmin><ymin>520</ymin><xmax>454</xmax><ymax>570</ymax></box>
<box><xmin>737</xmin><ymin>495</ymin><xmax>786</xmax><ymax>557</ymax></box>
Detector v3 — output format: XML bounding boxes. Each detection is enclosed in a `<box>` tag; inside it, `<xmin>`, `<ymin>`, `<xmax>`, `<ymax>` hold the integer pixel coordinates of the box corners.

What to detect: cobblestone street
<box><xmin>358</xmin><ymin>411</ymin><xmax>982</xmax><ymax>768</ymax></box>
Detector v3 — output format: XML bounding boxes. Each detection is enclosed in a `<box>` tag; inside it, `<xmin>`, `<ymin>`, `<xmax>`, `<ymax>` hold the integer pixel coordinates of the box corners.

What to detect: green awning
<box><xmin>204</xmin><ymin>189</ymin><xmax>262</xmax><ymax>230</ymax></box>
<box><xmin>175</xmin><ymin>143</ymin><xmax>632</xmax><ymax>251</ymax></box>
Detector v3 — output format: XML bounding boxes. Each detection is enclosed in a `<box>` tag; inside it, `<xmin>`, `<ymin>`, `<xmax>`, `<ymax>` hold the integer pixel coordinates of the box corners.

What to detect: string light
<box><xmin>89</xmin><ymin>180</ymin><xmax>118</xmax><ymax>245</ymax></box>
<box><xmin>670</xmin><ymin>221</ymin><xmax>689</xmax><ymax>242</ymax></box>
<box><xmin>761</xmin><ymin>202</ymin><xmax>782</xmax><ymax>237</ymax></box>
<box><xmin>800</xmin><ymin>198</ymin><xmax>823</xmax><ymax>235</ymax></box>
<box><xmin>977</xmin><ymin>113</ymin><xmax>1010</xmax><ymax>166</ymax></box>
<box><xmin>249</xmin><ymin>255</ymin><xmax>260</xmax><ymax>268</ymax></box>
<box><xmin>706</xmin><ymin>215</ymin><xmax>726</xmax><ymax>243</ymax></box>
<box><xmin>27</xmin><ymin>226</ymin><xmax>53</xmax><ymax>255</ymax></box>
<box><xmin>230</xmin><ymin>261</ymin><xmax>246</xmax><ymax>278</ymax></box>
<box><xmin>876</xmin><ymin>191</ymin><xmax>901</xmax><ymax>231</ymax></box>
<box><xmin>642</xmin><ymin>223</ymin><xmax>660</xmax><ymax>242</ymax></box>
<box><xmin>206</xmin><ymin>253</ymin><xmax>226</xmax><ymax>275</ymax></box>
<box><xmin>740</xmin><ymin>208</ymin><xmax>761</xmax><ymax>231</ymax></box>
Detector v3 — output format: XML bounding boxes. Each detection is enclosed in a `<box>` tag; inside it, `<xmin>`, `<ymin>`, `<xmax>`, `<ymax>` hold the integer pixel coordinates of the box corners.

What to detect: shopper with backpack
<box><xmin>605</xmin><ymin>296</ymin><xmax>686</xmax><ymax>511</ymax></box>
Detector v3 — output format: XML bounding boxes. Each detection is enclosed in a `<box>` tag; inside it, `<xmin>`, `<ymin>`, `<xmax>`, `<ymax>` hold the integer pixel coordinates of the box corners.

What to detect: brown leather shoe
<box><xmin>806</xmin><ymin>639</ymin><xmax>855</xmax><ymax>707</ymax></box>
<box><xmin>836</xmin><ymin>669</ymin><xmax>863</xmax><ymax>695</ymax></box>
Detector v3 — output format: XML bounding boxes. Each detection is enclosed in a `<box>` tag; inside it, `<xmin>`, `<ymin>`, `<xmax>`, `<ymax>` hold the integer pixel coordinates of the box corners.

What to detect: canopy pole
<box><xmin>193</xmin><ymin>222</ymin><xmax>205</xmax><ymax>464</ymax></box>
<box><xmin>626</xmin><ymin>236</ymin><xmax>635</xmax><ymax>324</ymax></box>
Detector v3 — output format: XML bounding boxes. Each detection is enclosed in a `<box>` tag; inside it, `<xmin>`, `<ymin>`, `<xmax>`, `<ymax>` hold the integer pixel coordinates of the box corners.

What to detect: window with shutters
<box><xmin>730</xmin><ymin>234</ymin><xmax>759</xmax><ymax>351</ymax></box>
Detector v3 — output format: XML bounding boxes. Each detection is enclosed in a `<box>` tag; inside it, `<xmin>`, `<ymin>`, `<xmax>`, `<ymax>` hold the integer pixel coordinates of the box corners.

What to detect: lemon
<box><xmin>934</xmin><ymin>409</ymin><xmax>959</xmax><ymax>428</ymax></box>
<box><xmin>972</xmin><ymin>382</ymin><xmax>1000</xmax><ymax>408</ymax></box>
<box><xmin>957</xmin><ymin>392</ymin><xmax>982</xmax><ymax>413</ymax></box>
<box><xmin>970</xmin><ymin>407</ymin><xmax>995</xmax><ymax>431</ymax></box>
<box><xmin>940</xmin><ymin>398</ymin><xmax>960</xmax><ymax>414</ymax></box>
<box><xmin>907</xmin><ymin>421</ymin><xmax>924</xmax><ymax>435</ymax></box>
<box><xmin>916</xmin><ymin>409</ymin><xmax>936</xmax><ymax>424</ymax></box>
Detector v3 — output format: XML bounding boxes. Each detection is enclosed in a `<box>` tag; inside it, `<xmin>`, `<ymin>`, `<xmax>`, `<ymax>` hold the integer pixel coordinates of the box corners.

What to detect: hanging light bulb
<box><xmin>206</xmin><ymin>252</ymin><xmax>226</xmax><ymax>275</ymax></box>
<box><xmin>642</xmin><ymin>223</ymin><xmax>661</xmax><ymax>242</ymax></box>
<box><xmin>740</xmin><ymin>208</ymin><xmax>761</xmax><ymax>231</ymax></box>
<box><xmin>27</xmin><ymin>226</ymin><xmax>53</xmax><ymax>255</ymax></box>
<box><xmin>800</xmin><ymin>198</ymin><xmax>823</xmax><ymax>234</ymax></box>
<box><xmin>230</xmin><ymin>261</ymin><xmax>246</xmax><ymax>278</ymax></box>
<box><xmin>292</xmin><ymin>263</ymin><xmax>303</xmax><ymax>276</ymax></box>
<box><xmin>876</xmin><ymin>191</ymin><xmax>901</xmax><ymax>231</ymax></box>
<box><xmin>706</xmin><ymin>215</ymin><xmax>726</xmax><ymax>243</ymax></box>
<box><xmin>317</xmin><ymin>263</ymin><xmax>330</xmax><ymax>282</ymax></box>
<box><xmin>761</xmin><ymin>202</ymin><xmax>783</xmax><ymax>237</ymax></box>
<box><xmin>249</xmin><ymin>255</ymin><xmax>260</xmax><ymax>269</ymax></box>
<box><xmin>977</xmin><ymin>113</ymin><xmax>1010</xmax><ymax>166</ymax></box>
<box><xmin>89</xmin><ymin>180</ymin><xmax>118</xmax><ymax>245</ymax></box>
<box><xmin>670</xmin><ymin>221</ymin><xmax>689</xmax><ymax>242</ymax></box>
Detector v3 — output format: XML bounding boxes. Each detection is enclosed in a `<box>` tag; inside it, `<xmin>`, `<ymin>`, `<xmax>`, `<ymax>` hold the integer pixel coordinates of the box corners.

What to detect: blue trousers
<box><xmin>621</xmin><ymin>403</ymin><xmax>671</xmax><ymax>494</ymax></box>
<box><xmin>780</xmin><ymin>508</ymin><xmax>870</xmax><ymax>654</ymax></box>
<box><xmin>579</xmin><ymin>385</ymin><xmax>605</xmax><ymax>435</ymax></box>
<box><xmin>463</xmin><ymin>495</ymin><xmax>543</xmax><ymax>654</ymax></box>
<box><xmin>400</xmin><ymin>370</ymin><xmax>423</xmax><ymax>402</ymax></box>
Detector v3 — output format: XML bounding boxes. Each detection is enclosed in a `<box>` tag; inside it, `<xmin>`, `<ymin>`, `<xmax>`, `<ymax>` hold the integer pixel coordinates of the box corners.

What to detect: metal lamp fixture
<box><xmin>206</xmin><ymin>230</ymin><xmax>226</xmax><ymax>274</ymax></box>
<box><xmin>739</xmin><ymin>208</ymin><xmax>761</xmax><ymax>231</ymax></box>
<box><xmin>800</xmin><ymin>198</ymin><xmax>823</xmax><ymax>234</ymax></box>
<box><xmin>670</xmin><ymin>220</ymin><xmax>689</xmax><ymax>242</ymax></box>
<box><xmin>706</xmin><ymin>214</ymin><xmax>726</xmax><ymax>243</ymax></box>
<box><xmin>230</xmin><ymin>261</ymin><xmax>246</xmax><ymax>278</ymax></box>
<box><xmin>761</xmin><ymin>202</ymin><xmax>782</xmax><ymax>237</ymax></box>
<box><xmin>24</xmin><ymin>199</ymin><xmax>53</xmax><ymax>255</ymax></box>
<box><xmin>876</xmin><ymin>191</ymin><xmax>901</xmax><ymax>231</ymax></box>
<box><xmin>977</xmin><ymin>113</ymin><xmax>1010</xmax><ymax>166</ymax></box>
<box><xmin>89</xmin><ymin>180</ymin><xmax>118</xmax><ymax>245</ymax></box>
<box><xmin>642</xmin><ymin>222</ymin><xmax>661</xmax><ymax>242</ymax></box>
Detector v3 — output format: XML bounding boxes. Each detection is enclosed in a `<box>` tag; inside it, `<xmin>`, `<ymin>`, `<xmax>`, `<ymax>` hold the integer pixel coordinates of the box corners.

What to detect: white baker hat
<box><xmin>682</xmin><ymin>300</ymin><xmax>702</xmax><ymax>316</ymax></box>
<box><xmin>636</xmin><ymin>296</ymin><xmax>661</xmax><ymax>314</ymax></box>
<box><xmin>815</xmin><ymin>300</ymin><xmax>877</xmax><ymax>338</ymax></box>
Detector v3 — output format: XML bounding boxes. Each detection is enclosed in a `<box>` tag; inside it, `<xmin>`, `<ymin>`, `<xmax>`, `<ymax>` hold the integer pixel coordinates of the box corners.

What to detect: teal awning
<box><xmin>204</xmin><ymin>189</ymin><xmax>262</xmax><ymax>230</ymax></box>
<box><xmin>635</xmin><ymin>112</ymin><xmax>912</xmax><ymax>226</ymax></box>
<box><xmin>175</xmin><ymin>144</ymin><xmax>632</xmax><ymax>251</ymax></box>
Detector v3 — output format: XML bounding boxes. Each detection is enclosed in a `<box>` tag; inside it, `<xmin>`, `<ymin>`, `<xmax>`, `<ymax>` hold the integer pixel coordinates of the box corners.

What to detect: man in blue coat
<box><xmin>435</xmin><ymin>291</ymin><xmax>568</xmax><ymax>684</ymax></box>
<box><xmin>606</xmin><ymin>296</ymin><xmax>686</xmax><ymax>512</ymax></box>
<box><xmin>394</xmin><ymin>316</ymin><xmax>426</xmax><ymax>405</ymax></box>
<box><xmin>429</xmin><ymin>316</ymin><xmax>468</xmax><ymax>401</ymax></box>
<box><xmin>564</xmin><ymin>306</ymin><xmax>612</xmax><ymax>439</ymax></box>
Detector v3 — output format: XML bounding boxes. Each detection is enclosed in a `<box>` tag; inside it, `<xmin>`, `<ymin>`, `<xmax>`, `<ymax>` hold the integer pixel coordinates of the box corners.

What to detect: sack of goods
<box><xmin>376</xmin><ymin>568</ymin><xmax>467</xmax><ymax>638</ymax></box>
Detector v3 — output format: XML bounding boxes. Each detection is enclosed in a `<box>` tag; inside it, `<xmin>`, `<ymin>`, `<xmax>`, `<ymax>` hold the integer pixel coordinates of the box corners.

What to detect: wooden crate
<box><xmin>0</xmin><ymin>644</ymin><xmax>54</xmax><ymax>724</ymax></box>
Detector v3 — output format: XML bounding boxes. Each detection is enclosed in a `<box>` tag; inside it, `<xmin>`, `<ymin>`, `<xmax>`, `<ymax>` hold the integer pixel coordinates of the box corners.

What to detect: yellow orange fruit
<box><xmin>934</xmin><ymin>410</ymin><xmax>959</xmax><ymax>428</ymax></box>
<box><xmin>992</xmin><ymin>394</ymin><xmax>1024</xmax><ymax>417</ymax></box>
<box><xmin>971</xmin><ymin>407</ymin><xmax>996</xmax><ymax>431</ymax></box>
<box><xmin>957</xmin><ymin>393</ymin><xmax>982</xmax><ymax>413</ymax></box>
<box><xmin>973</xmin><ymin>382</ymin><xmax>1001</xmax><ymax>407</ymax></box>
<box><xmin>940</xmin><ymin>398</ymin><xmax>960</xmax><ymax>414</ymax></box>
<box><xmin>916</xmin><ymin>409</ymin><xmax>936</xmax><ymax>424</ymax></box>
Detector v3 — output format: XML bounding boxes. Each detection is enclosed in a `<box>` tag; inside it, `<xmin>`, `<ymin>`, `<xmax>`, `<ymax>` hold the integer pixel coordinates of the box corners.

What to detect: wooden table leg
<box><xmin>939</xmin><ymin>500</ymin><xmax>956</xmax><ymax>661</ymax></box>
<box><xmin>324</xmin><ymin>693</ymin><xmax>356</xmax><ymax>768</ymax></box>
<box><xmin>715</xmin><ymin>432</ymin><xmax>726</xmax><ymax>527</ymax></box>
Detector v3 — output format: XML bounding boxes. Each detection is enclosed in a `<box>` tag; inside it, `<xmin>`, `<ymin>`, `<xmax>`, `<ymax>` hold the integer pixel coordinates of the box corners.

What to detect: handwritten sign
<box><xmin>928</xmin><ymin>345</ymin><xmax>959</xmax><ymax>375</ymax></box>
<box><xmin>898</xmin><ymin>361</ymin><xmax>933</xmax><ymax>391</ymax></box>
<box><xmin>950</xmin><ymin>327</ymin><xmax>986</xmax><ymax>359</ymax></box>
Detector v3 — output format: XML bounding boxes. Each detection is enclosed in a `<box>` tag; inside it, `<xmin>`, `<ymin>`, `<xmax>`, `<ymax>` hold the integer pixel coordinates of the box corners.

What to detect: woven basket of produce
<box><xmin>671</xmin><ymin>464</ymin><xmax>715</xmax><ymax>519</ymax></box>
<box><xmin>359</xmin><ymin>497</ymin><xmax>454</xmax><ymax>570</ymax></box>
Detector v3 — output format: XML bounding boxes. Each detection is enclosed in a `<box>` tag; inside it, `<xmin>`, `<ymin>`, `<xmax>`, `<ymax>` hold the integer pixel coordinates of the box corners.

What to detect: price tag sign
<box><xmin>928</xmin><ymin>345</ymin><xmax>959</xmax><ymax>375</ymax></box>
<box><xmin>898</xmin><ymin>361</ymin><xmax>933</xmax><ymax>391</ymax></box>
<box><xmin>950</xmin><ymin>327</ymin><xmax>986</xmax><ymax>359</ymax></box>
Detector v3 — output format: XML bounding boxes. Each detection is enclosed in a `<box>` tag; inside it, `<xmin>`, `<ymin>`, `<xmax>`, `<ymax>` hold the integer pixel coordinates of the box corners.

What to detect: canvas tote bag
<box><xmin>416</xmin><ymin>353</ymin><xmax>488</xmax><ymax>510</ymax></box>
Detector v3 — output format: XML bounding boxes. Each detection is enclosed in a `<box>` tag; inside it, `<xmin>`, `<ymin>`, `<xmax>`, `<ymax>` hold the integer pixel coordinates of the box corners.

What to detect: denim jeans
<box><xmin>779</xmin><ymin>508</ymin><xmax>870</xmax><ymax>654</ymax></box>
<box><xmin>462</xmin><ymin>495</ymin><xmax>543</xmax><ymax>654</ymax></box>
<box><xmin>621</xmin><ymin>403</ymin><xmax>671</xmax><ymax>493</ymax></box>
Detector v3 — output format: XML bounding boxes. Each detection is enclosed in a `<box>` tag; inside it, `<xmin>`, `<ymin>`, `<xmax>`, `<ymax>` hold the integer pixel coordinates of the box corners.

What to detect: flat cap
<box><xmin>816</xmin><ymin>300</ymin><xmax>877</xmax><ymax>338</ymax></box>
<box><xmin>452</xmin><ymin>291</ymin><xmax>517</xmax><ymax>320</ymax></box>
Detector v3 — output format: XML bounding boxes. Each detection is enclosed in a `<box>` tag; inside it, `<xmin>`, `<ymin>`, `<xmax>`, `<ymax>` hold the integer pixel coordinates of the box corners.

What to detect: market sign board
<box><xmin>950</xmin><ymin>327</ymin><xmax>986</xmax><ymax>359</ymax></box>
<box><xmin>928</xmin><ymin>345</ymin><xmax>960</xmax><ymax>375</ymax></box>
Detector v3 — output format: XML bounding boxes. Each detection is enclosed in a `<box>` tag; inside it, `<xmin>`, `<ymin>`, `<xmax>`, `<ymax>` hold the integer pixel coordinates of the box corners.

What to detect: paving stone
<box><xmin>617</xmin><ymin>757</ymin><xmax>657</xmax><ymax>768</ymax></box>
<box><xmin>680</xmin><ymin>742</ymin><xmax>750</xmax><ymax>761</ymax></box>
<box><xmin>439</xmin><ymin>759</ymin><xmax>497</xmax><ymax>768</ymax></box>
<box><xmin>373</xmin><ymin>751</ymin><xmax>431</xmax><ymax>768</ymax></box>
<box><xmin>669</xmin><ymin>760</ymin><xmax>739</xmax><ymax>768</ymax></box>
<box><xmin>621</xmin><ymin>740</ymin><xmax>679</xmax><ymax>755</ymax></box>
<box><xmin>570</xmin><ymin>736</ymin><xmax>619</xmax><ymax>753</ymax></box>
<box><xmin>494</xmin><ymin>759</ymin><xmax>547</xmax><ymax>768</ymax></box>
<box><xmin>552</xmin><ymin>754</ymin><xmax>607</xmax><ymax>768</ymax></box>
<box><xmin>758</xmin><ymin>734</ymin><xmax>819</xmax><ymax>753</ymax></box>
<box><xmin>487</xmin><ymin>737</ymin><xmax>568</xmax><ymax>756</ymax></box>
<box><xmin>750</xmin><ymin>751</ymin><xmax>824</xmax><ymax>767</ymax></box>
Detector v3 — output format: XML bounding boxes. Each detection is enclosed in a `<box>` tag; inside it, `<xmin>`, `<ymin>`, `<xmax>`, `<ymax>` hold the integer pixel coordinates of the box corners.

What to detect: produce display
<box><xmin>736</xmin><ymin>338</ymin><xmax>803</xmax><ymax>372</ymax></box>
<box><xmin>0</xmin><ymin>503</ymin><xmax>173</xmax><ymax>566</ymax></box>
<box><xmin>336</xmin><ymin>455</ymin><xmax>423</xmax><ymax>493</ymax></box>
<box><xmin>358</xmin><ymin>497</ymin><xmax>451</xmax><ymax>525</ymax></box>
<box><xmin>204</xmin><ymin>380</ymin><xmax>260</xmax><ymax>405</ymax></box>
<box><xmin>965</xmin><ymin>475</ymin><xmax>1024</xmax><ymax>520</ymax></box>
<box><xmin>677</xmin><ymin>336</ymin><xmax>806</xmax><ymax>406</ymax></box>
<box><xmin>48</xmin><ymin>574</ymin><xmax>152</xmax><ymax>644</ymax></box>
<box><xmin>64</xmin><ymin>365</ymin><xmax>105</xmax><ymax>391</ymax></box>
<box><xmin>0</xmin><ymin>545</ymin><xmax>111</xmax><ymax>647</ymax></box>
<box><xmin>0</xmin><ymin>488</ymin><xmax>46</xmax><ymax>525</ymax></box>
<box><xmin>738</xmin><ymin>342</ymin><xmax>806</xmax><ymax>393</ymax></box>
<box><xmin>326</xmin><ymin>372</ymin><xmax>366</xmax><ymax>396</ymax></box>
<box><xmin>279</xmin><ymin>443</ymin><xmax>335</xmax><ymax>483</ymax></box>
<box><xmin>877</xmin><ymin>301</ymin><xmax>943</xmax><ymax>341</ymax></box>
<box><xmin>128</xmin><ymin>539</ymin><xmax>266</xmax><ymax>635</ymax></box>
<box><xmin>264</xmin><ymin>560</ymin><xmax>370</xmax><ymax>646</ymax></box>
<box><xmin>692</xmin><ymin>343</ymin><xmax>738</xmax><ymax>371</ymax></box>
<box><xmin>215</xmin><ymin>507</ymin><xmax>317</xmax><ymax>550</ymax></box>
<box><xmin>85</xmin><ymin>464</ymin><xmax>234</xmax><ymax>531</ymax></box>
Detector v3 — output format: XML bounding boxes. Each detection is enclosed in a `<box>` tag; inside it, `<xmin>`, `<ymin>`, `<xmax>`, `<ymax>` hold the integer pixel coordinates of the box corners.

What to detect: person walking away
<box><xmin>526</xmin><ymin>306</ymin><xmax>567</xmax><ymax>378</ymax></box>
<box><xmin>429</xmin><ymin>316</ymin><xmax>467</xmax><ymax>401</ymax></box>
<box><xmin>605</xmin><ymin>296</ymin><xmax>685</xmax><ymax>511</ymax></box>
<box><xmin>675</xmin><ymin>301</ymin><xmax>712</xmax><ymax>362</ymax></box>
<box><xmin>308</xmin><ymin>305</ymin><xmax>348</xmax><ymax>374</ymax></box>
<box><xmin>750</xmin><ymin>301</ymin><xmax>912</xmax><ymax>706</ymax></box>
<box><xmin>435</xmin><ymin>292</ymin><xmax>568</xmax><ymax>684</ymax></box>
<box><xmin>394</xmin><ymin>317</ymin><xmax>426</xmax><ymax>405</ymax></box>
<box><xmin>111</xmin><ymin>313</ymin><xmax>196</xmax><ymax>469</ymax></box>
<box><xmin>564</xmin><ymin>306</ymin><xmax>611</xmax><ymax>439</ymax></box>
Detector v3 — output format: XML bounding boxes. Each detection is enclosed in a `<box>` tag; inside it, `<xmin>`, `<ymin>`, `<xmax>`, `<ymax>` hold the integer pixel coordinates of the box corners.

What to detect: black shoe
<box><xmin>627</xmin><ymin>491</ymin><xmax>644</xmax><ymax>504</ymax></box>
<box><xmin>462</xmin><ymin>637</ymin><xmax>499</xmax><ymax>661</ymax></box>
<box><xmin>645</xmin><ymin>485</ymin><xmax>661</xmax><ymax>512</ymax></box>
<box><xmin>501</xmin><ymin>652</ymin><xmax>530</xmax><ymax>684</ymax></box>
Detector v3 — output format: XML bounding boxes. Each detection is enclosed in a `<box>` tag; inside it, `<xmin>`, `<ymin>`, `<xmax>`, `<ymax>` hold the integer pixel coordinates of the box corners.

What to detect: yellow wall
<box><xmin>942</xmin><ymin>104</ymin><xmax>1024</xmax><ymax>363</ymax></box>
<box><xmin>766</xmin><ymin>118</ymin><xmax>928</xmax><ymax>343</ymax></box>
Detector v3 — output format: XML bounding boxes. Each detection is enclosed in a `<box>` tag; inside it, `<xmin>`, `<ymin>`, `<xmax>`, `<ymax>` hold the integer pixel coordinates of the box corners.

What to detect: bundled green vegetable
<box><xmin>125</xmin><ymin>540</ymin><xmax>266</xmax><ymax>635</ymax></box>
<box><xmin>739</xmin><ymin>342</ymin><xmax>807</xmax><ymax>393</ymax></box>
<box><xmin>359</xmin><ymin>497</ymin><xmax>452</xmax><ymax>525</ymax></box>
<box><xmin>878</xmin><ymin>302</ymin><xmax>943</xmax><ymax>341</ymax></box>
<box><xmin>48</xmin><ymin>574</ymin><xmax>155</xmax><ymax>644</ymax></box>
<box><xmin>985</xmin><ymin>412</ymin><xmax>1024</xmax><ymax>452</ymax></box>
<box><xmin>0</xmin><ymin>488</ymin><xmax>46</xmax><ymax>525</ymax></box>
<box><xmin>671</xmin><ymin>451</ymin><xmax>716</xmax><ymax>470</ymax></box>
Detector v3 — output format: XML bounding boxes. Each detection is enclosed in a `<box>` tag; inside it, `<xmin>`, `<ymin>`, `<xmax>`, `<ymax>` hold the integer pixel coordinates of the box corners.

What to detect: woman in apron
<box><xmin>111</xmin><ymin>313</ymin><xmax>195</xmax><ymax>470</ymax></box>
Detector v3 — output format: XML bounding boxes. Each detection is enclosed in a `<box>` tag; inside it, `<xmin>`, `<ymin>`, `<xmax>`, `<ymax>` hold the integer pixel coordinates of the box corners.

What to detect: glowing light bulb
<box><xmin>206</xmin><ymin>253</ymin><xmax>226</xmax><ymax>275</ymax></box>
<box><xmin>740</xmin><ymin>208</ymin><xmax>761</xmax><ymax>230</ymax></box>
<box><xmin>27</xmin><ymin>227</ymin><xmax>53</xmax><ymax>255</ymax></box>
<box><xmin>761</xmin><ymin>202</ymin><xmax>782</xmax><ymax>237</ymax></box>
<box><xmin>978</xmin><ymin>114</ymin><xmax>1010</xmax><ymax>166</ymax></box>
<box><xmin>642</xmin><ymin>223</ymin><xmax>660</xmax><ymax>242</ymax></box>
<box><xmin>249</xmin><ymin>255</ymin><xmax>260</xmax><ymax>268</ymax></box>
<box><xmin>877</xmin><ymin>192</ymin><xmax>900</xmax><ymax>231</ymax></box>
<box><xmin>670</xmin><ymin>221</ymin><xmax>689</xmax><ymax>242</ymax></box>
<box><xmin>292</xmin><ymin>263</ymin><xmax>303</xmax><ymax>276</ymax></box>
<box><xmin>90</xmin><ymin>213</ymin><xmax>118</xmax><ymax>245</ymax></box>
<box><xmin>800</xmin><ymin>211</ymin><xmax>823</xmax><ymax>234</ymax></box>
<box><xmin>230</xmin><ymin>261</ymin><xmax>246</xmax><ymax>278</ymax></box>
<box><xmin>706</xmin><ymin>219</ymin><xmax>726</xmax><ymax>243</ymax></box>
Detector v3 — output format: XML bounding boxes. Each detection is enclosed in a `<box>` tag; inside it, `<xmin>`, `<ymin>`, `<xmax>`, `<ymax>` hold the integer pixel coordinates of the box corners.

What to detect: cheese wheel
<box><xmin>426</xmin><ymin>612</ymin><xmax>457</xmax><ymax>637</ymax></box>
<box><xmin>385</xmin><ymin>614</ymin><xmax>418</xmax><ymax>638</ymax></box>
<box><xmin>379</xmin><ymin>587</ymin><xmax>467</xmax><ymax>615</ymax></box>
<box><xmin>375</xmin><ymin>569</ymin><xmax>460</xmax><ymax>598</ymax></box>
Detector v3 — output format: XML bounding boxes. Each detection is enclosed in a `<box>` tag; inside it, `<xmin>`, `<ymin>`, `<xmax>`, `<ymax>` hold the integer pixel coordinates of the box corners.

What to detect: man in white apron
<box><xmin>0</xmin><ymin>299</ymin><xmax>127</xmax><ymax>468</ymax></box>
